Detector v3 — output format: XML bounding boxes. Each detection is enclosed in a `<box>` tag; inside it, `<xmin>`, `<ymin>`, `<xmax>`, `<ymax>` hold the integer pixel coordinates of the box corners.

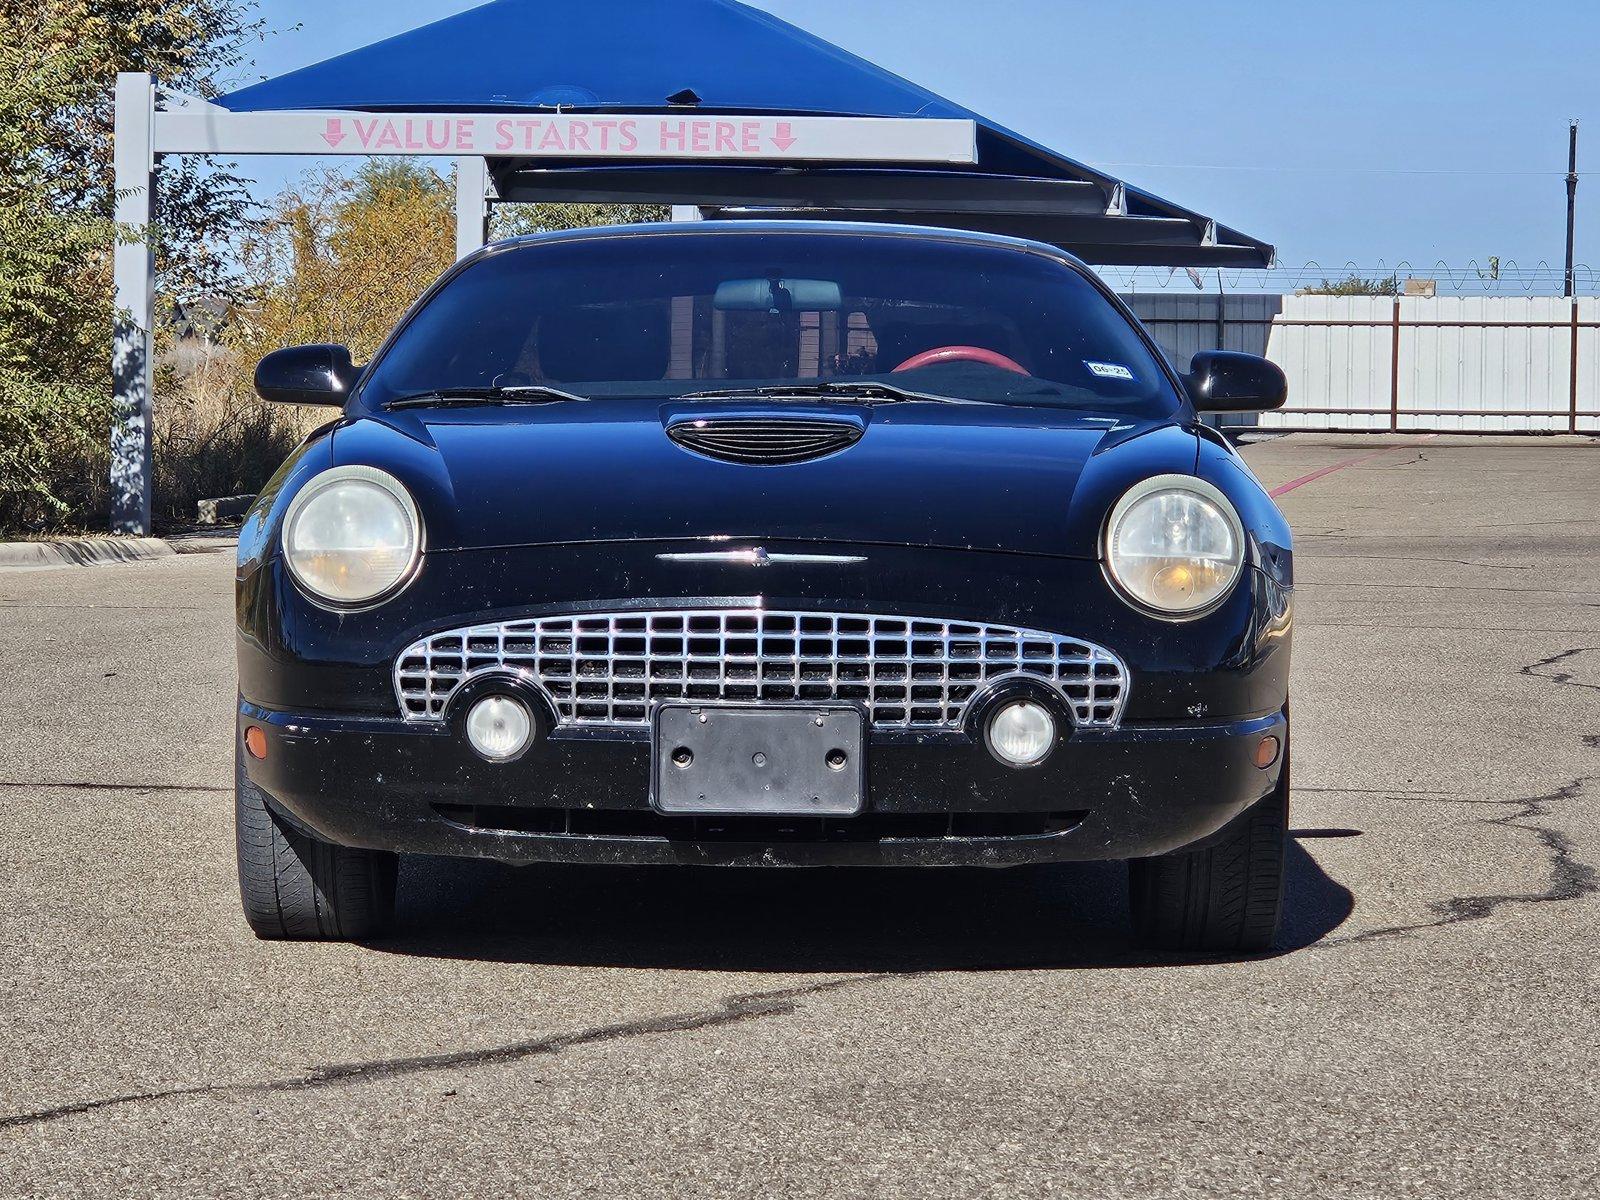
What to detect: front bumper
<box><xmin>240</xmin><ymin>702</ymin><xmax>1286</xmax><ymax>867</ymax></box>
<box><xmin>238</xmin><ymin>537</ymin><xmax>1291</xmax><ymax>866</ymax></box>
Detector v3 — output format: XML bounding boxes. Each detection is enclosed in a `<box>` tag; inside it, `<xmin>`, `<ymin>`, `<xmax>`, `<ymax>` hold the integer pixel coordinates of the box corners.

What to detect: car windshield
<box><xmin>361</xmin><ymin>229</ymin><xmax>1180</xmax><ymax>417</ymax></box>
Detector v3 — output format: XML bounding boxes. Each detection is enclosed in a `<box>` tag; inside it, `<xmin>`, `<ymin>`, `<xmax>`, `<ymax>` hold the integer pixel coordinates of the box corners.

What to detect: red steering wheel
<box><xmin>891</xmin><ymin>345</ymin><xmax>1029</xmax><ymax>376</ymax></box>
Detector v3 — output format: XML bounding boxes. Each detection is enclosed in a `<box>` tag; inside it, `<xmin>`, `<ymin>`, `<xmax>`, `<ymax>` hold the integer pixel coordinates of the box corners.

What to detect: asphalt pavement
<box><xmin>1</xmin><ymin>433</ymin><xmax>1597</xmax><ymax>1198</ymax></box>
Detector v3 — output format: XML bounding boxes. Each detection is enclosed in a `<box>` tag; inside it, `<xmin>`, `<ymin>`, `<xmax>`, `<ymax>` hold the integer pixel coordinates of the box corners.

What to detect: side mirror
<box><xmin>1183</xmin><ymin>350</ymin><xmax>1287</xmax><ymax>413</ymax></box>
<box><xmin>254</xmin><ymin>344</ymin><xmax>358</xmax><ymax>407</ymax></box>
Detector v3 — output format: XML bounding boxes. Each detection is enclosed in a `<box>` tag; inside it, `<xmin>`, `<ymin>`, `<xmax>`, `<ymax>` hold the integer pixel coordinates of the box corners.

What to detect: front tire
<box><xmin>235</xmin><ymin>750</ymin><xmax>397</xmax><ymax>940</ymax></box>
<box><xmin>1128</xmin><ymin>741</ymin><xmax>1288</xmax><ymax>954</ymax></box>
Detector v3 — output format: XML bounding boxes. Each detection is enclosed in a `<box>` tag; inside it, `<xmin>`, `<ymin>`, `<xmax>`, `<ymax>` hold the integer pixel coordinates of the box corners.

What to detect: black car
<box><xmin>236</xmin><ymin>222</ymin><xmax>1292</xmax><ymax>952</ymax></box>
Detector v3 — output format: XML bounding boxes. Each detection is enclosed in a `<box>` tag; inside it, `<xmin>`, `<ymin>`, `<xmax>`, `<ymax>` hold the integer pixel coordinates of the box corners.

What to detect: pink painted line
<box><xmin>1267</xmin><ymin>435</ymin><xmax>1437</xmax><ymax>498</ymax></box>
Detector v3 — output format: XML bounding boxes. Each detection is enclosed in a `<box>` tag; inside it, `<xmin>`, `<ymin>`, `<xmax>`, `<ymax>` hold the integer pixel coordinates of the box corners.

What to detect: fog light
<box><xmin>1254</xmin><ymin>735</ymin><xmax>1281</xmax><ymax>769</ymax></box>
<box><xmin>986</xmin><ymin>700</ymin><xmax>1056</xmax><ymax>768</ymax></box>
<box><xmin>243</xmin><ymin>726</ymin><xmax>268</xmax><ymax>760</ymax></box>
<box><xmin>465</xmin><ymin>695</ymin><xmax>533</xmax><ymax>762</ymax></box>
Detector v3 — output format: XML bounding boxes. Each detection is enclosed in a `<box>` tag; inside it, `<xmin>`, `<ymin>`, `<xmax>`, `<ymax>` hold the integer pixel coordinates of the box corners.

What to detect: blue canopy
<box><xmin>216</xmin><ymin>0</ymin><xmax>1272</xmax><ymax>267</ymax></box>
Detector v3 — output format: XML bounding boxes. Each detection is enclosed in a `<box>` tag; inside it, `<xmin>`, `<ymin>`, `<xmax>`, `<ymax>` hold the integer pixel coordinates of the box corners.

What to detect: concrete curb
<box><xmin>0</xmin><ymin>536</ymin><xmax>176</xmax><ymax>572</ymax></box>
<box><xmin>197</xmin><ymin>494</ymin><xmax>254</xmax><ymax>525</ymax></box>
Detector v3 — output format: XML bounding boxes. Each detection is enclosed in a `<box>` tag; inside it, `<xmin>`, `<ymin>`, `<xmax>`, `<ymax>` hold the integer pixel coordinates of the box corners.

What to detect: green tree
<box><xmin>492</xmin><ymin>202</ymin><xmax>667</xmax><ymax>239</ymax></box>
<box><xmin>7</xmin><ymin>1</ymin><xmax>264</xmax><ymax>303</ymax></box>
<box><xmin>0</xmin><ymin>0</ymin><xmax>262</xmax><ymax>532</ymax></box>
<box><xmin>0</xmin><ymin>11</ymin><xmax>117</xmax><ymax>528</ymax></box>
<box><xmin>228</xmin><ymin>172</ymin><xmax>668</xmax><ymax>369</ymax></box>
<box><xmin>0</xmin><ymin>13</ymin><xmax>111</xmax><ymax>379</ymax></box>
<box><xmin>1300</xmin><ymin>273</ymin><xmax>1399</xmax><ymax>297</ymax></box>
<box><xmin>230</xmin><ymin>160</ymin><xmax>459</xmax><ymax>364</ymax></box>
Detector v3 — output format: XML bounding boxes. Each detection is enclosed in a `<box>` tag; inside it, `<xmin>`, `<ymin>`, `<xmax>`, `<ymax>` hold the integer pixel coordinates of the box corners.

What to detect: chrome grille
<box><xmin>395</xmin><ymin>609</ymin><xmax>1128</xmax><ymax>732</ymax></box>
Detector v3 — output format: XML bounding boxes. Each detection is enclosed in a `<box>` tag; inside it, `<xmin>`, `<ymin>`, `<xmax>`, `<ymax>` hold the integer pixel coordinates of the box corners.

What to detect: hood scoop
<box><xmin>666</xmin><ymin>413</ymin><xmax>864</xmax><ymax>465</ymax></box>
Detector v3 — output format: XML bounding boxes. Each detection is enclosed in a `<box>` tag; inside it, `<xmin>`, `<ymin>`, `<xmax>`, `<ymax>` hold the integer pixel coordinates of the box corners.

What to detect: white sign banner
<box><xmin>152</xmin><ymin>110</ymin><xmax>978</xmax><ymax>164</ymax></box>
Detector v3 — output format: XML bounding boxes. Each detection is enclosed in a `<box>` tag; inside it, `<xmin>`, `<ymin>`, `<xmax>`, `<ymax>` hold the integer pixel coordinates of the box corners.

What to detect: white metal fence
<box><xmin>1120</xmin><ymin>293</ymin><xmax>1600</xmax><ymax>433</ymax></box>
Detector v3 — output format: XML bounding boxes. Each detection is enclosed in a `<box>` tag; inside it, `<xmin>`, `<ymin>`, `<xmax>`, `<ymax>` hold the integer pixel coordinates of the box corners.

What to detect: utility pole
<box><xmin>1565</xmin><ymin>120</ymin><xmax>1579</xmax><ymax>298</ymax></box>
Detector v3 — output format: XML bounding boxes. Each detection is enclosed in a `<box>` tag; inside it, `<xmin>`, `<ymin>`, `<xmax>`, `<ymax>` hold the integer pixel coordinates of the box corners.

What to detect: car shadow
<box><xmin>374</xmin><ymin>836</ymin><xmax>1354</xmax><ymax>971</ymax></box>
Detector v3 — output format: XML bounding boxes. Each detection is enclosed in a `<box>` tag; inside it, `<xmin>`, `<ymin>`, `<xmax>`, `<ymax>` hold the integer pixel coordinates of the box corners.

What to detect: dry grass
<box><xmin>150</xmin><ymin>341</ymin><xmax>322</xmax><ymax>528</ymax></box>
<box><xmin>0</xmin><ymin>347</ymin><xmax>320</xmax><ymax>537</ymax></box>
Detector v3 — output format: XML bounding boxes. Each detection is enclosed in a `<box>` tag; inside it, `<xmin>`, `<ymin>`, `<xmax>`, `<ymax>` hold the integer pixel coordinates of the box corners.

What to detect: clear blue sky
<box><xmin>226</xmin><ymin>0</ymin><xmax>1597</xmax><ymax>285</ymax></box>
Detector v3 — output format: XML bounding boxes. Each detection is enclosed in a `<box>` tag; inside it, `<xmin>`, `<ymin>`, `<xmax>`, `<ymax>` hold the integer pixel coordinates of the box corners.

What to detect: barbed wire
<box><xmin>1102</xmin><ymin>259</ymin><xmax>1600</xmax><ymax>296</ymax></box>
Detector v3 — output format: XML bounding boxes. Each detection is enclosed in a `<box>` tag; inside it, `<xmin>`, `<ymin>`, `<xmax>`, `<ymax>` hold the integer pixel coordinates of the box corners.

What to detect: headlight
<box><xmin>281</xmin><ymin>465</ymin><xmax>422</xmax><ymax>606</ymax></box>
<box><xmin>1103</xmin><ymin>474</ymin><xmax>1244</xmax><ymax>618</ymax></box>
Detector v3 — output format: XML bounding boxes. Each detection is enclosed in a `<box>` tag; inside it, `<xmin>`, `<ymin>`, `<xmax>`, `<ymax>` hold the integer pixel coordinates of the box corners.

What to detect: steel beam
<box><xmin>701</xmin><ymin>207</ymin><xmax>1202</xmax><ymax>241</ymax></box>
<box><xmin>700</xmin><ymin>206</ymin><xmax>1270</xmax><ymax>266</ymax></box>
<box><xmin>494</xmin><ymin>167</ymin><xmax>1107</xmax><ymax>215</ymax></box>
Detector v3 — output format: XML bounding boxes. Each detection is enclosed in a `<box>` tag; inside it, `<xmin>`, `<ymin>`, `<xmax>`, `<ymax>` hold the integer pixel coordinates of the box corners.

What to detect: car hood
<box><xmin>338</xmin><ymin>399</ymin><xmax>1201</xmax><ymax>560</ymax></box>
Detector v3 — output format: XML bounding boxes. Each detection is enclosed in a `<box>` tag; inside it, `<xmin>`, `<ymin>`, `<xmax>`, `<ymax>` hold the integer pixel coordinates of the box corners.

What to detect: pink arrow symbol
<box><xmin>322</xmin><ymin>118</ymin><xmax>346</xmax><ymax>149</ymax></box>
<box><xmin>770</xmin><ymin>122</ymin><xmax>797</xmax><ymax>152</ymax></box>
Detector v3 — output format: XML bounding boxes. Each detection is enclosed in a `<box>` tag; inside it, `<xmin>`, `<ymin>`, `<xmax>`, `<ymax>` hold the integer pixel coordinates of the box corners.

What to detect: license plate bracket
<box><xmin>652</xmin><ymin>704</ymin><xmax>865</xmax><ymax>816</ymax></box>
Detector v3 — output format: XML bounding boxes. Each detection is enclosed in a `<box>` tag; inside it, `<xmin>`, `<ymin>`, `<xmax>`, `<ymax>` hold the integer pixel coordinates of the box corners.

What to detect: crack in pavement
<box><xmin>1520</xmin><ymin>646</ymin><xmax>1600</xmax><ymax>695</ymax></box>
<box><xmin>1302</xmin><ymin>528</ymin><xmax>1591</xmax><ymax>544</ymax></box>
<box><xmin>1293</xmin><ymin>554</ymin><xmax>1532</xmax><ymax>571</ymax></box>
<box><xmin>1296</xmin><ymin>581</ymin><xmax>1593</xmax><ymax>595</ymax></box>
<box><xmin>0</xmin><ymin>602</ymin><xmax>220</xmax><ymax>610</ymax></box>
<box><xmin>1322</xmin><ymin>648</ymin><xmax>1600</xmax><ymax>949</ymax></box>
<box><xmin>1295</xmin><ymin>786</ymin><xmax>1459</xmax><ymax>796</ymax></box>
<box><xmin>0</xmin><ymin>971</ymin><xmax>922</xmax><ymax>1134</ymax></box>
<box><xmin>0</xmin><ymin>781</ymin><xmax>229</xmax><ymax>794</ymax></box>
<box><xmin>1472</xmin><ymin>518</ymin><xmax>1599</xmax><ymax>530</ymax></box>
<box><xmin>1316</xmin><ymin>775</ymin><xmax>1598</xmax><ymax>949</ymax></box>
<box><xmin>1383</xmin><ymin>448</ymin><xmax>1428</xmax><ymax>471</ymax></box>
<box><xmin>1303</xmin><ymin>623</ymin><xmax>1600</xmax><ymax>635</ymax></box>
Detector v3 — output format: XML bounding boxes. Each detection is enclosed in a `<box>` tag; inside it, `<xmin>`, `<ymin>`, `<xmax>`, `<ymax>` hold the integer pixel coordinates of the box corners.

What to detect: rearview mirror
<box><xmin>254</xmin><ymin>344</ymin><xmax>358</xmax><ymax>407</ymax></box>
<box><xmin>714</xmin><ymin>277</ymin><xmax>843</xmax><ymax>312</ymax></box>
<box><xmin>1183</xmin><ymin>350</ymin><xmax>1287</xmax><ymax>413</ymax></box>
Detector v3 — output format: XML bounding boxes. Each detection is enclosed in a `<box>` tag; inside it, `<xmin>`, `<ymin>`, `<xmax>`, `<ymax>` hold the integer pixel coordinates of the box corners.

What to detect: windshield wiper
<box><xmin>677</xmin><ymin>380</ymin><xmax>994</xmax><ymax>405</ymax></box>
<box><xmin>384</xmin><ymin>384</ymin><xmax>590</xmax><ymax>410</ymax></box>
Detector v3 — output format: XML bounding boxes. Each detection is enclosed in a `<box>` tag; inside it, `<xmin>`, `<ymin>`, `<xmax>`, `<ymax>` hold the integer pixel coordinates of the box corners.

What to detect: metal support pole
<box><xmin>111</xmin><ymin>72</ymin><xmax>157</xmax><ymax>535</ymax></box>
<box><xmin>1565</xmin><ymin>121</ymin><xmax>1579</xmax><ymax>299</ymax></box>
<box><xmin>1213</xmin><ymin>270</ymin><xmax>1226</xmax><ymax>350</ymax></box>
<box><xmin>1205</xmin><ymin>270</ymin><xmax>1226</xmax><ymax>430</ymax></box>
<box><xmin>1389</xmin><ymin>295</ymin><xmax>1402</xmax><ymax>433</ymax></box>
<box><xmin>1570</xmin><ymin>297</ymin><xmax>1581</xmax><ymax>434</ymax></box>
<box><xmin>454</xmin><ymin>156</ymin><xmax>489</xmax><ymax>260</ymax></box>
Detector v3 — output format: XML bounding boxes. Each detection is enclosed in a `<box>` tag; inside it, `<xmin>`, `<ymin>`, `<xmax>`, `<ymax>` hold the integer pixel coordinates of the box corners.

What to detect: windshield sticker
<box><xmin>1085</xmin><ymin>361</ymin><xmax>1136</xmax><ymax>381</ymax></box>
